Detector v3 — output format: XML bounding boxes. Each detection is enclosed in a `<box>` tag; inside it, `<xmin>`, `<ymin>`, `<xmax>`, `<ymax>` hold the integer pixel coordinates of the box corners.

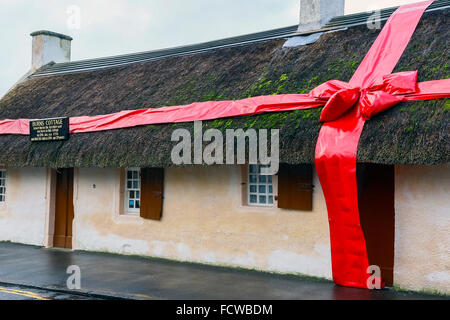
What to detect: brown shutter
<box><xmin>140</xmin><ymin>168</ymin><xmax>164</xmax><ymax>220</ymax></box>
<box><xmin>277</xmin><ymin>164</ymin><xmax>313</xmax><ymax>211</ymax></box>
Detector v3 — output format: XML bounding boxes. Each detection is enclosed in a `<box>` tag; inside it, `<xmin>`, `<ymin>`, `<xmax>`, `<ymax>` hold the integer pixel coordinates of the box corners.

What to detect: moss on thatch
<box><xmin>0</xmin><ymin>9</ymin><xmax>448</xmax><ymax>168</ymax></box>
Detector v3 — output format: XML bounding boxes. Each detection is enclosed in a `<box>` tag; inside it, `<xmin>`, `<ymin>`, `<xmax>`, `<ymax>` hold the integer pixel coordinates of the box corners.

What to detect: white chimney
<box><xmin>298</xmin><ymin>0</ymin><xmax>345</xmax><ymax>32</ymax></box>
<box><xmin>30</xmin><ymin>30</ymin><xmax>72</xmax><ymax>70</ymax></box>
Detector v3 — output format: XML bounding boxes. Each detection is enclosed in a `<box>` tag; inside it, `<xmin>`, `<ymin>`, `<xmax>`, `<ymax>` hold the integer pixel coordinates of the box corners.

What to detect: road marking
<box><xmin>0</xmin><ymin>286</ymin><xmax>50</xmax><ymax>300</ymax></box>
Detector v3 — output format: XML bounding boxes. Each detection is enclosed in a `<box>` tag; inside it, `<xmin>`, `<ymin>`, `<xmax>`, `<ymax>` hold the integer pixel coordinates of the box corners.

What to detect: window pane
<box><xmin>0</xmin><ymin>196</ymin><xmax>3</xmax><ymax>202</ymax></box>
<box><xmin>125</xmin><ymin>169</ymin><xmax>141</xmax><ymax>214</ymax></box>
<box><xmin>247</xmin><ymin>165</ymin><xmax>274</xmax><ymax>207</ymax></box>
<box><xmin>0</xmin><ymin>187</ymin><xmax>4</xmax><ymax>194</ymax></box>
<box><xmin>0</xmin><ymin>180</ymin><xmax>4</xmax><ymax>187</ymax></box>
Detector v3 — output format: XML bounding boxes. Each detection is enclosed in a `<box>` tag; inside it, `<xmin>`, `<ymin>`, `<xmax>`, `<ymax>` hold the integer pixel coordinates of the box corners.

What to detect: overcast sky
<box><xmin>0</xmin><ymin>0</ymin><xmax>418</xmax><ymax>97</ymax></box>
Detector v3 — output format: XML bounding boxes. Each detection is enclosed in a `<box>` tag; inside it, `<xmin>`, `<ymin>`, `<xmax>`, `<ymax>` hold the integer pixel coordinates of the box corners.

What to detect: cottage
<box><xmin>0</xmin><ymin>0</ymin><xmax>449</xmax><ymax>294</ymax></box>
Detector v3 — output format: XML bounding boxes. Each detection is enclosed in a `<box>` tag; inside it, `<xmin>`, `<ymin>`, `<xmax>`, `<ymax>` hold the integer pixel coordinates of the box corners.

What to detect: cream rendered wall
<box><xmin>74</xmin><ymin>166</ymin><xmax>332</xmax><ymax>279</ymax></box>
<box><xmin>0</xmin><ymin>168</ymin><xmax>48</xmax><ymax>246</ymax></box>
<box><xmin>395</xmin><ymin>164</ymin><xmax>450</xmax><ymax>294</ymax></box>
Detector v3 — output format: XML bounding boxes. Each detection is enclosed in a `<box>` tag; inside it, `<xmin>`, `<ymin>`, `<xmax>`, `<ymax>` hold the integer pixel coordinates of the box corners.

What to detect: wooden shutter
<box><xmin>140</xmin><ymin>168</ymin><xmax>164</xmax><ymax>220</ymax></box>
<box><xmin>277</xmin><ymin>164</ymin><xmax>313</xmax><ymax>211</ymax></box>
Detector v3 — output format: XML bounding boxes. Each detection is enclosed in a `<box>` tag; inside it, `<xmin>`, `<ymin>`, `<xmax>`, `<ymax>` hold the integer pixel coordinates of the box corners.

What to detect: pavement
<box><xmin>0</xmin><ymin>242</ymin><xmax>448</xmax><ymax>300</ymax></box>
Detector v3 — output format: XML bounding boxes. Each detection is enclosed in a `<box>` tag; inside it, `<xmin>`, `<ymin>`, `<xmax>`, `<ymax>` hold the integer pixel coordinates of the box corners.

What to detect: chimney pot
<box><xmin>298</xmin><ymin>0</ymin><xmax>345</xmax><ymax>32</ymax></box>
<box><xmin>30</xmin><ymin>30</ymin><xmax>72</xmax><ymax>70</ymax></box>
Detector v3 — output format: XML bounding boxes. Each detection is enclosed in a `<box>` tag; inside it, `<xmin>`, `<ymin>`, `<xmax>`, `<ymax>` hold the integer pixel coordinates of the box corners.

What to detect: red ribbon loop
<box><xmin>320</xmin><ymin>88</ymin><xmax>360</xmax><ymax>122</ymax></box>
<box><xmin>360</xmin><ymin>91</ymin><xmax>403</xmax><ymax>120</ymax></box>
<box><xmin>311</xmin><ymin>70</ymin><xmax>420</xmax><ymax>122</ymax></box>
<box><xmin>368</xmin><ymin>70</ymin><xmax>418</xmax><ymax>95</ymax></box>
<box><xmin>309</xmin><ymin>80</ymin><xmax>353</xmax><ymax>99</ymax></box>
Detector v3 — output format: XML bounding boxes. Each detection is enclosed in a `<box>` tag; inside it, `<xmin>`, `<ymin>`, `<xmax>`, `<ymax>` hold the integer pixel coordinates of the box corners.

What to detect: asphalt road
<box><xmin>0</xmin><ymin>284</ymin><xmax>97</xmax><ymax>300</ymax></box>
<box><xmin>1</xmin><ymin>242</ymin><xmax>448</xmax><ymax>300</ymax></box>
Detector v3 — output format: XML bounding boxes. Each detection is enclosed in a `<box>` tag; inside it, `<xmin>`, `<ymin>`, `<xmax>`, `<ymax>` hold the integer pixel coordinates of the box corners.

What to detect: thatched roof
<box><xmin>0</xmin><ymin>9</ymin><xmax>448</xmax><ymax>168</ymax></box>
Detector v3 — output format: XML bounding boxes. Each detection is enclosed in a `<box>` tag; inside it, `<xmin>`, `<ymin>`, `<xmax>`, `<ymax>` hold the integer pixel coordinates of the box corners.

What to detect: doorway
<box><xmin>357</xmin><ymin>164</ymin><xmax>395</xmax><ymax>287</ymax></box>
<box><xmin>53</xmin><ymin>168</ymin><xmax>74</xmax><ymax>249</ymax></box>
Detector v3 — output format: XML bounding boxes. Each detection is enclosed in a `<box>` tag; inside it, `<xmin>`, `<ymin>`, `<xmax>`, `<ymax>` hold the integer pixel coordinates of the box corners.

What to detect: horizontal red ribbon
<box><xmin>0</xmin><ymin>78</ymin><xmax>448</xmax><ymax>135</ymax></box>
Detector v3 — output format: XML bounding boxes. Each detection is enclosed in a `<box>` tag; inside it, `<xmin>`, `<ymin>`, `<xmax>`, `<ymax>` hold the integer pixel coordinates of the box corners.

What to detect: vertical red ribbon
<box><xmin>315</xmin><ymin>0</ymin><xmax>435</xmax><ymax>289</ymax></box>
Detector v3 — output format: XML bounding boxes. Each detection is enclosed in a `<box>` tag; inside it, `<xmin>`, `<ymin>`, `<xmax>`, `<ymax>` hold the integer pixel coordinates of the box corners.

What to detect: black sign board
<box><xmin>30</xmin><ymin>117</ymin><xmax>70</xmax><ymax>142</ymax></box>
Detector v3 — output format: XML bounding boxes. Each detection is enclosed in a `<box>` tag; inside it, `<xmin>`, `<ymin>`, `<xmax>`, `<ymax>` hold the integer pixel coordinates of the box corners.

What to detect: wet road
<box><xmin>0</xmin><ymin>242</ymin><xmax>448</xmax><ymax>300</ymax></box>
<box><xmin>0</xmin><ymin>284</ymin><xmax>96</xmax><ymax>300</ymax></box>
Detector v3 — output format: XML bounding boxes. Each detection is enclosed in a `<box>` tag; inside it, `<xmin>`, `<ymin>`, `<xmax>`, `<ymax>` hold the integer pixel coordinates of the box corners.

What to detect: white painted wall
<box><xmin>0</xmin><ymin>168</ymin><xmax>48</xmax><ymax>246</ymax></box>
<box><xmin>73</xmin><ymin>166</ymin><xmax>333</xmax><ymax>279</ymax></box>
<box><xmin>395</xmin><ymin>164</ymin><xmax>450</xmax><ymax>294</ymax></box>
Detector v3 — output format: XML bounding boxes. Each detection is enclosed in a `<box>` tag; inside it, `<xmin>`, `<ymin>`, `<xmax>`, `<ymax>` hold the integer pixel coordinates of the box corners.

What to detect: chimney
<box><xmin>298</xmin><ymin>0</ymin><xmax>345</xmax><ymax>32</ymax></box>
<box><xmin>30</xmin><ymin>30</ymin><xmax>72</xmax><ymax>70</ymax></box>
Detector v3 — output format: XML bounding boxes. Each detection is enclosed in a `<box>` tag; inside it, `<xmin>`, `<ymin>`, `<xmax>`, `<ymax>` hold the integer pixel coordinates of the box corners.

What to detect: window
<box><xmin>248</xmin><ymin>165</ymin><xmax>275</xmax><ymax>206</ymax></box>
<box><xmin>125</xmin><ymin>168</ymin><xmax>140</xmax><ymax>214</ymax></box>
<box><xmin>0</xmin><ymin>170</ymin><xmax>5</xmax><ymax>203</ymax></box>
<box><xmin>242</xmin><ymin>164</ymin><xmax>313</xmax><ymax>211</ymax></box>
<box><xmin>122</xmin><ymin>168</ymin><xmax>164</xmax><ymax>220</ymax></box>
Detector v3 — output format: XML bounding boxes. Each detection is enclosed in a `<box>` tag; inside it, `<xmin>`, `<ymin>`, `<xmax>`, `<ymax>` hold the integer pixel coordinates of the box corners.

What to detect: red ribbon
<box><xmin>312</xmin><ymin>70</ymin><xmax>419</xmax><ymax>122</ymax></box>
<box><xmin>315</xmin><ymin>0</ymin><xmax>437</xmax><ymax>289</ymax></box>
<box><xmin>0</xmin><ymin>0</ymin><xmax>448</xmax><ymax>290</ymax></box>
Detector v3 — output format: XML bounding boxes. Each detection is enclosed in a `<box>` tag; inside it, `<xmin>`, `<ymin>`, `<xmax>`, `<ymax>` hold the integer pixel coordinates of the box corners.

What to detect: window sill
<box><xmin>246</xmin><ymin>201</ymin><xmax>276</xmax><ymax>207</ymax></box>
<box><xmin>113</xmin><ymin>213</ymin><xmax>144</xmax><ymax>224</ymax></box>
<box><xmin>123</xmin><ymin>212</ymin><xmax>140</xmax><ymax>216</ymax></box>
<box><xmin>238</xmin><ymin>204</ymin><xmax>278</xmax><ymax>213</ymax></box>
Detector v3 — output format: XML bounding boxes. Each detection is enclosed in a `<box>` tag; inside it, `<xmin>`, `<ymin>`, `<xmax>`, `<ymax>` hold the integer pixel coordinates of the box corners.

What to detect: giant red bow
<box><xmin>311</xmin><ymin>71</ymin><xmax>419</xmax><ymax>122</ymax></box>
